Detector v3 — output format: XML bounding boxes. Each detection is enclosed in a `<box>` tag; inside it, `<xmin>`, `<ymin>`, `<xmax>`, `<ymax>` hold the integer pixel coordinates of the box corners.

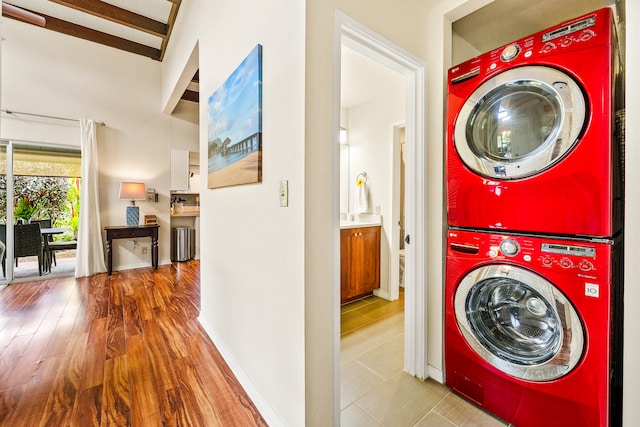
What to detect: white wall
<box><xmin>418</xmin><ymin>0</ymin><xmax>491</xmax><ymax>381</ymax></box>
<box><xmin>1</xmin><ymin>18</ymin><xmax>198</xmax><ymax>270</ymax></box>
<box><xmin>452</xmin><ymin>30</ymin><xmax>481</xmax><ymax>65</ymax></box>
<box><xmin>346</xmin><ymin>83</ymin><xmax>405</xmax><ymax>295</ymax></box>
<box><xmin>305</xmin><ymin>1</ymin><xmax>430</xmax><ymax>424</ymax></box>
<box><xmin>162</xmin><ymin>0</ymin><xmax>306</xmax><ymax>425</ymax></box>
<box><xmin>163</xmin><ymin>0</ymin><xmax>430</xmax><ymax>425</ymax></box>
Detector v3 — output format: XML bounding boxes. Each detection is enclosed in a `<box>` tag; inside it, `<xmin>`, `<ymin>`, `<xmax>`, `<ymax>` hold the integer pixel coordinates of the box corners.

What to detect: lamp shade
<box><xmin>119</xmin><ymin>182</ymin><xmax>147</xmax><ymax>201</ymax></box>
<box><xmin>119</xmin><ymin>182</ymin><xmax>146</xmax><ymax>226</ymax></box>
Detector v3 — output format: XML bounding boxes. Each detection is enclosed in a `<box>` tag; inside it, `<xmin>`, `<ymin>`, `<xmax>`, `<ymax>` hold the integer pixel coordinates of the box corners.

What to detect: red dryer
<box><xmin>446</xmin><ymin>8</ymin><xmax>623</xmax><ymax>238</ymax></box>
<box><xmin>444</xmin><ymin>228</ymin><xmax>623</xmax><ymax>427</ymax></box>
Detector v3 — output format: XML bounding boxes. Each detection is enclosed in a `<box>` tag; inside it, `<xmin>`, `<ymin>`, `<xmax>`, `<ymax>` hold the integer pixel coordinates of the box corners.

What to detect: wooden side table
<box><xmin>105</xmin><ymin>224</ymin><xmax>159</xmax><ymax>275</ymax></box>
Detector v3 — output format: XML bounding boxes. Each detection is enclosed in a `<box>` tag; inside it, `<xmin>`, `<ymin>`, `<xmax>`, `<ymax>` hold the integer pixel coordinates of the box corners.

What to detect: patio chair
<box><xmin>0</xmin><ymin>224</ymin><xmax>5</xmax><ymax>277</ymax></box>
<box><xmin>32</xmin><ymin>218</ymin><xmax>51</xmax><ymax>229</ymax></box>
<box><xmin>14</xmin><ymin>222</ymin><xmax>43</xmax><ymax>276</ymax></box>
<box><xmin>32</xmin><ymin>219</ymin><xmax>53</xmax><ymax>270</ymax></box>
<box><xmin>47</xmin><ymin>239</ymin><xmax>77</xmax><ymax>270</ymax></box>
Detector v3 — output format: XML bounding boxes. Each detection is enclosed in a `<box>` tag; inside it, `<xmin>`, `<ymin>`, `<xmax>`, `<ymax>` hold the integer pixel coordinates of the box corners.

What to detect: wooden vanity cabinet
<box><xmin>340</xmin><ymin>226</ymin><xmax>381</xmax><ymax>304</ymax></box>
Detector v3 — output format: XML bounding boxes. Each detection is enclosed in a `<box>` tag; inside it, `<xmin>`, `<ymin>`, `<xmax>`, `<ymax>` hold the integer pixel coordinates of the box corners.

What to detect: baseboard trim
<box><xmin>428</xmin><ymin>365</ymin><xmax>444</xmax><ymax>384</ymax></box>
<box><xmin>198</xmin><ymin>317</ymin><xmax>284</xmax><ymax>427</ymax></box>
<box><xmin>373</xmin><ymin>288</ymin><xmax>397</xmax><ymax>301</ymax></box>
<box><xmin>110</xmin><ymin>259</ymin><xmax>172</xmax><ymax>272</ymax></box>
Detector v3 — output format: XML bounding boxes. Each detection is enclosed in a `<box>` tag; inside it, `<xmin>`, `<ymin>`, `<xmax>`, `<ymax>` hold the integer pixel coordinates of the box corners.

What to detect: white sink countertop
<box><xmin>339</xmin><ymin>213</ymin><xmax>382</xmax><ymax>229</ymax></box>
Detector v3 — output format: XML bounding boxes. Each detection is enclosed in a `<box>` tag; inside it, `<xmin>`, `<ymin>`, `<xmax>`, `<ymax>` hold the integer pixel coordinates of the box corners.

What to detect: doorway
<box><xmin>0</xmin><ymin>140</ymin><xmax>80</xmax><ymax>285</ymax></box>
<box><xmin>392</xmin><ymin>124</ymin><xmax>406</xmax><ymax>298</ymax></box>
<box><xmin>335</xmin><ymin>11</ymin><xmax>427</xmax><ymax>390</ymax></box>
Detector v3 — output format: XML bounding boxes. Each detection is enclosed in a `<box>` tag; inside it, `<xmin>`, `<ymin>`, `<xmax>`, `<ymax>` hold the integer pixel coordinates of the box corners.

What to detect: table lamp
<box><xmin>119</xmin><ymin>182</ymin><xmax>147</xmax><ymax>226</ymax></box>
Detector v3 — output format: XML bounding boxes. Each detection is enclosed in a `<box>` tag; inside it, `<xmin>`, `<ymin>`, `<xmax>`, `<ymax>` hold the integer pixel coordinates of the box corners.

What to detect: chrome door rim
<box><xmin>453</xmin><ymin>66</ymin><xmax>586</xmax><ymax>179</ymax></box>
<box><xmin>454</xmin><ymin>264</ymin><xmax>584</xmax><ymax>381</ymax></box>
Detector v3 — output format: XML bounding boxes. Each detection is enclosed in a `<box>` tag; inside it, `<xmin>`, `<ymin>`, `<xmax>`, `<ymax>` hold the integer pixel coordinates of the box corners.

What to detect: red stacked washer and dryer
<box><xmin>444</xmin><ymin>8</ymin><xmax>624</xmax><ymax>427</ymax></box>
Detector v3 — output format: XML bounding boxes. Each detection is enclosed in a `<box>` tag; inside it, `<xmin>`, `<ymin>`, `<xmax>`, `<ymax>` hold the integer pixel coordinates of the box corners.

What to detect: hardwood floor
<box><xmin>0</xmin><ymin>260</ymin><xmax>266</xmax><ymax>427</ymax></box>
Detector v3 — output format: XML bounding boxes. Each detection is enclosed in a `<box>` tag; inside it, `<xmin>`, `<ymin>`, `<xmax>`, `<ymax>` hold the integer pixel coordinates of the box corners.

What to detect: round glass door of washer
<box><xmin>454</xmin><ymin>264</ymin><xmax>584</xmax><ymax>381</ymax></box>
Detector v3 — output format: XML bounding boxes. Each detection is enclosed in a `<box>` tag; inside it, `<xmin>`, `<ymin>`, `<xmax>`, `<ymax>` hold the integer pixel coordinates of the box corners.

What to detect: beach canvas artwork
<box><xmin>207</xmin><ymin>44</ymin><xmax>263</xmax><ymax>189</ymax></box>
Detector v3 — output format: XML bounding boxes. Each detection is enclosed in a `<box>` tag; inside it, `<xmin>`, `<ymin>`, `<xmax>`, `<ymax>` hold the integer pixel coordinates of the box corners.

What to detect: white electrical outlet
<box><xmin>279</xmin><ymin>180</ymin><xmax>288</xmax><ymax>207</ymax></box>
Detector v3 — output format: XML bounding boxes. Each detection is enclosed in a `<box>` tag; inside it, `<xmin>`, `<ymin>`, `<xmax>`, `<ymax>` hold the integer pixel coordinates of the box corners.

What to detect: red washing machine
<box><xmin>444</xmin><ymin>229</ymin><xmax>623</xmax><ymax>427</ymax></box>
<box><xmin>446</xmin><ymin>8</ymin><xmax>624</xmax><ymax>238</ymax></box>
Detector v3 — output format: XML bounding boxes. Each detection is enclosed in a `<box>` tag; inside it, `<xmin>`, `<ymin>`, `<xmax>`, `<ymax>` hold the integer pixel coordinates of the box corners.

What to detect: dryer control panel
<box><xmin>448</xmin><ymin>8</ymin><xmax>612</xmax><ymax>91</ymax></box>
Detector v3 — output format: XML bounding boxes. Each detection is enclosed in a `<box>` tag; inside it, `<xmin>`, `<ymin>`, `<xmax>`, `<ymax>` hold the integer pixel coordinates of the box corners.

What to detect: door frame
<box><xmin>334</xmin><ymin>11</ymin><xmax>428</xmax><ymax>378</ymax></box>
<box><xmin>1</xmin><ymin>140</ymin><xmax>15</xmax><ymax>284</ymax></box>
<box><xmin>389</xmin><ymin>121</ymin><xmax>405</xmax><ymax>303</ymax></box>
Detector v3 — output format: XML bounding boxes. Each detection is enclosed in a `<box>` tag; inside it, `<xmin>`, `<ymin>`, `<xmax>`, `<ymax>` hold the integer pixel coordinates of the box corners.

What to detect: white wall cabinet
<box><xmin>170</xmin><ymin>149</ymin><xmax>190</xmax><ymax>191</ymax></box>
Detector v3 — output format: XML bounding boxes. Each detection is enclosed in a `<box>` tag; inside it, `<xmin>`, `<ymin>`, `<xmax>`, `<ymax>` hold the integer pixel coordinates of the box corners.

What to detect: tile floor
<box><xmin>340</xmin><ymin>293</ymin><xmax>509</xmax><ymax>427</ymax></box>
<box><xmin>7</xmin><ymin>251</ymin><xmax>76</xmax><ymax>280</ymax></box>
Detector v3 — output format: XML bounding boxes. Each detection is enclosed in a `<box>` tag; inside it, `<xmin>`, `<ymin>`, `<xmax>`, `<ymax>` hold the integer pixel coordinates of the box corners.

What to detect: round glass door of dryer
<box><xmin>454</xmin><ymin>66</ymin><xmax>586</xmax><ymax>179</ymax></box>
<box><xmin>454</xmin><ymin>264</ymin><xmax>584</xmax><ymax>381</ymax></box>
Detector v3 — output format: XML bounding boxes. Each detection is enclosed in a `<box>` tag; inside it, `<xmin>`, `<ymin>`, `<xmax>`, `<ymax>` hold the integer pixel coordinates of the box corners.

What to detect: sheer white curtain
<box><xmin>75</xmin><ymin>119</ymin><xmax>107</xmax><ymax>277</ymax></box>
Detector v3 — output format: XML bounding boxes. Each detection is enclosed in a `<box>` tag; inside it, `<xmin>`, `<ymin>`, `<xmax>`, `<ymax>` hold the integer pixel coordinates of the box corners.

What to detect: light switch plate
<box><xmin>279</xmin><ymin>180</ymin><xmax>288</xmax><ymax>207</ymax></box>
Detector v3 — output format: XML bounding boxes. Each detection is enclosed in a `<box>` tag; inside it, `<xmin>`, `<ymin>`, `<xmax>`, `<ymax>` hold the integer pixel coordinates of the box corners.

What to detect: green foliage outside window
<box><xmin>14</xmin><ymin>196</ymin><xmax>41</xmax><ymax>221</ymax></box>
<box><xmin>0</xmin><ymin>176</ymin><xmax>80</xmax><ymax>241</ymax></box>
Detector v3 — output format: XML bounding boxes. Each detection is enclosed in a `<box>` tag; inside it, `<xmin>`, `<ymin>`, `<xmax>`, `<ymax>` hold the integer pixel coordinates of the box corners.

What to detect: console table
<box><xmin>105</xmin><ymin>224</ymin><xmax>159</xmax><ymax>275</ymax></box>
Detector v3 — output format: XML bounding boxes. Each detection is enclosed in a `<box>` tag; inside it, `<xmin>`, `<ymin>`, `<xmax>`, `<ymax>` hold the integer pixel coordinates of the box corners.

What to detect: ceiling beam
<box><xmin>49</xmin><ymin>0</ymin><xmax>168</xmax><ymax>38</ymax></box>
<box><xmin>1</xmin><ymin>3</ymin><xmax>45</xmax><ymax>26</ymax></box>
<box><xmin>158</xmin><ymin>0</ymin><xmax>181</xmax><ymax>61</ymax></box>
<box><xmin>181</xmin><ymin>90</ymin><xmax>199</xmax><ymax>103</ymax></box>
<box><xmin>3</xmin><ymin>6</ymin><xmax>161</xmax><ymax>61</ymax></box>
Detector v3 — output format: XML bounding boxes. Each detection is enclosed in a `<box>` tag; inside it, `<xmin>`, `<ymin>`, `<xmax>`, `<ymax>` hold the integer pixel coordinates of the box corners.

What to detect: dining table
<box><xmin>40</xmin><ymin>227</ymin><xmax>67</xmax><ymax>272</ymax></box>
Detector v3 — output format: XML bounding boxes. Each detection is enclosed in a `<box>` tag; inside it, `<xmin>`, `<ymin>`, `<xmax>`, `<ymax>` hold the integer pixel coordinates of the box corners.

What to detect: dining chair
<box><xmin>32</xmin><ymin>219</ymin><xmax>52</xmax><ymax>270</ymax></box>
<box><xmin>14</xmin><ymin>222</ymin><xmax>43</xmax><ymax>276</ymax></box>
<box><xmin>47</xmin><ymin>240</ymin><xmax>77</xmax><ymax>269</ymax></box>
<box><xmin>32</xmin><ymin>219</ymin><xmax>52</xmax><ymax>229</ymax></box>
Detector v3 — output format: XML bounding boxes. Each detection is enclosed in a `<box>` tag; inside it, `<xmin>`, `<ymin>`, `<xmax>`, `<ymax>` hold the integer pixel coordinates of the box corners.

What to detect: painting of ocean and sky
<box><xmin>207</xmin><ymin>44</ymin><xmax>263</xmax><ymax>189</ymax></box>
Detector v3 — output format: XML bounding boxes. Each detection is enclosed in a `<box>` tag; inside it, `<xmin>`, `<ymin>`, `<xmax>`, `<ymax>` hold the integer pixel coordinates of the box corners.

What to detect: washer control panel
<box><xmin>447</xmin><ymin>229</ymin><xmax>610</xmax><ymax>278</ymax></box>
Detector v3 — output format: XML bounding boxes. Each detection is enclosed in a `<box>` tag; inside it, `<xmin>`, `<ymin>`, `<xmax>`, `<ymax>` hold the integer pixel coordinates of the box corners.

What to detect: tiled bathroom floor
<box><xmin>340</xmin><ymin>294</ymin><xmax>509</xmax><ymax>427</ymax></box>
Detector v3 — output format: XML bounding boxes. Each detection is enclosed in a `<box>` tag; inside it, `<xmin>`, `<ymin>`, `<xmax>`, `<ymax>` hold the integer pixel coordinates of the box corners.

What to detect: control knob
<box><xmin>500</xmin><ymin>44</ymin><xmax>521</xmax><ymax>62</ymax></box>
<box><xmin>499</xmin><ymin>239</ymin><xmax>520</xmax><ymax>256</ymax></box>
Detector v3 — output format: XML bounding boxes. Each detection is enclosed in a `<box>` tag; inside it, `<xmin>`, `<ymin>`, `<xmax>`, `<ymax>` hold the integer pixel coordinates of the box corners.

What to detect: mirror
<box><xmin>340</xmin><ymin>144</ymin><xmax>349</xmax><ymax>214</ymax></box>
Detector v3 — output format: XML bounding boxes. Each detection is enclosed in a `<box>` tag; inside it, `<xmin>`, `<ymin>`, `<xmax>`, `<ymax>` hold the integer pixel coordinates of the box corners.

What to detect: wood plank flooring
<box><xmin>0</xmin><ymin>260</ymin><xmax>267</xmax><ymax>427</ymax></box>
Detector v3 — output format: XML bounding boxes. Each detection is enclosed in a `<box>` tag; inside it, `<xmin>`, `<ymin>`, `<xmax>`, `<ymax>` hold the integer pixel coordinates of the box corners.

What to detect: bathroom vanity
<box><xmin>340</xmin><ymin>218</ymin><xmax>381</xmax><ymax>304</ymax></box>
